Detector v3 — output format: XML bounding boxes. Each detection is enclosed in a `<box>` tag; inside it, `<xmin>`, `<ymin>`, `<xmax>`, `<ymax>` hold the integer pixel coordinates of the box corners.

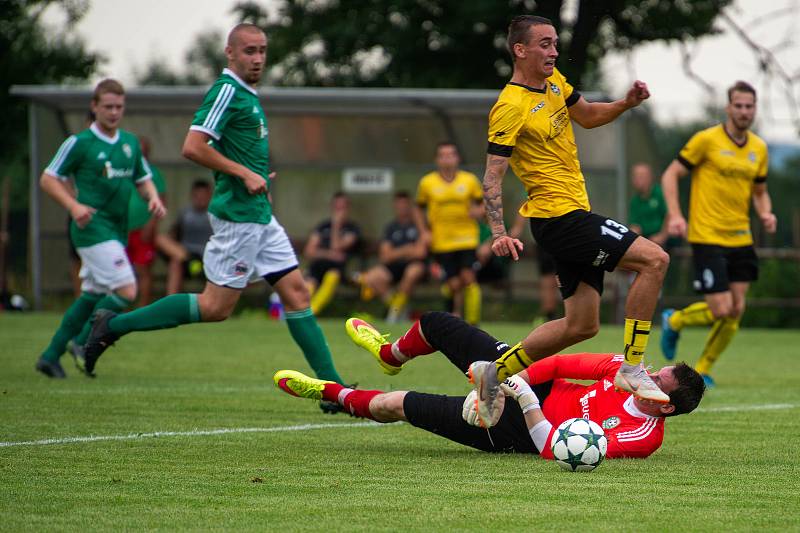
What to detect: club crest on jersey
<box><xmin>602</xmin><ymin>416</ymin><xmax>620</xmax><ymax>430</ymax></box>
<box><xmin>550</xmin><ymin>82</ymin><xmax>560</xmax><ymax>95</ymax></box>
<box><xmin>233</xmin><ymin>261</ymin><xmax>249</xmax><ymax>276</ymax></box>
<box><xmin>122</xmin><ymin>143</ymin><xmax>132</xmax><ymax>158</ymax></box>
<box><xmin>748</xmin><ymin>151</ymin><xmax>757</xmax><ymax>162</ymax></box>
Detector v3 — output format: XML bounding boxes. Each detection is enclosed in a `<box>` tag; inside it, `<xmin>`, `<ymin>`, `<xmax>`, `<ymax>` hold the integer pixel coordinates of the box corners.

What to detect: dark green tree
<box><xmin>1</xmin><ymin>0</ymin><xmax>100</xmax><ymax>206</ymax></box>
<box><xmin>229</xmin><ymin>0</ymin><xmax>732</xmax><ymax>89</ymax></box>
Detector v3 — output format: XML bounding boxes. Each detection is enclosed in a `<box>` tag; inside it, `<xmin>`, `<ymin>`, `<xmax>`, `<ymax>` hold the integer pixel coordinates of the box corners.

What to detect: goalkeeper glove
<box><xmin>500</xmin><ymin>375</ymin><xmax>540</xmax><ymax>414</ymax></box>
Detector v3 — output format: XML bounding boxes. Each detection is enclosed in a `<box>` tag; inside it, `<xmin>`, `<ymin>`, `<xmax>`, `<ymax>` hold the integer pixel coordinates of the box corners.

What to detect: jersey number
<box><xmin>600</xmin><ymin>219</ymin><xmax>629</xmax><ymax>241</ymax></box>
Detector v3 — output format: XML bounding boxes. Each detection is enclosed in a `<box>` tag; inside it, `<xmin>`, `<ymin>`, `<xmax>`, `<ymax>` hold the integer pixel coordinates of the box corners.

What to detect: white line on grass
<box><xmin>0</xmin><ymin>421</ymin><xmax>384</xmax><ymax>448</ymax></box>
<box><xmin>1</xmin><ymin>403</ymin><xmax>796</xmax><ymax>449</ymax></box>
<box><xmin>696</xmin><ymin>403</ymin><xmax>796</xmax><ymax>413</ymax></box>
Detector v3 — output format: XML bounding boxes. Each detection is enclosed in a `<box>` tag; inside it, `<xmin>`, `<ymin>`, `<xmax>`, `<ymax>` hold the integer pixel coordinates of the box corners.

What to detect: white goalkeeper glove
<box><xmin>462</xmin><ymin>389</ymin><xmax>505</xmax><ymax>428</ymax></box>
<box><xmin>500</xmin><ymin>375</ymin><xmax>540</xmax><ymax>414</ymax></box>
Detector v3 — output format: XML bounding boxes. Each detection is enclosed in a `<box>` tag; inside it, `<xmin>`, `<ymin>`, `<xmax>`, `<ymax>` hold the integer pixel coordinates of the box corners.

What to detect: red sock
<box><xmin>322</xmin><ymin>383</ymin><xmax>344</xmax><ymax>402</ymax></box>
<box><xmin>379</xmin><ymin>320</ymin><xmax>434</xmax><ymax>366</ymax></box>
<box><xmin>341</xmin><ymin>389</ymin><xmax>382</xmax><ymax>420</ymax></box>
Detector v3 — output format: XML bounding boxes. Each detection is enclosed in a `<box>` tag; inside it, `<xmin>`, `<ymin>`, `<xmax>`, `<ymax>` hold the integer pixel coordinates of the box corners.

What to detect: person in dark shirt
<box><xmin>357</xmin><ymin>191</ymin><xmax>428</xmax><ymax>322</ymax></box>
<box><xmin>168</xmin><ymin>179</ymin><xmax>214</xmax><ymax>294</ymax></box>
<box><xmin>304</xmin><ymin>192</ymin><xmax>362</xmax><ymax>314</ymax></box>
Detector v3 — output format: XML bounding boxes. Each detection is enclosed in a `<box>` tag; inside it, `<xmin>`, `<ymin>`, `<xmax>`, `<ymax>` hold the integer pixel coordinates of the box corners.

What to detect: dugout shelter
<box><xmin>11</xmin><ymin>85</ymin><xmax>658</xmax><ymax>309</ymax></box>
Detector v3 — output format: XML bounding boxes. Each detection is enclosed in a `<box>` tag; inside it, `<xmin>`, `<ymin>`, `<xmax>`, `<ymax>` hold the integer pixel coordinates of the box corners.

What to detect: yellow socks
<box><xmin>387</xmin><ymin>292</ymin><xmax>408</xmax><ymax>317</ymax></box>
<box><xmin>623</xmin><ymin>318</ymin><xmax>652</xmax><ymax>366</ymax></box>
<box><xmin>494</xmin><ymin>342</ymin><xmax>536</xmax><ymax>380</ymax></box>
<box><xmin>310</xmin><ymin>270</ymin><xmax>340</xmax><ymax>315</ymax></box>
<box><xmin>669</xmin><ymin>302</ymin><xmax>714</xmax><ymax>330</ymax></box>
<box><xmin>464</xmin><ymin>282</ymin><xmax>482</xmax><ymax>325</ymax></box>
<box><xmin>695</xmin><ymin>317</ymin><xmax>740</xmax><ymax>375</ymax></box>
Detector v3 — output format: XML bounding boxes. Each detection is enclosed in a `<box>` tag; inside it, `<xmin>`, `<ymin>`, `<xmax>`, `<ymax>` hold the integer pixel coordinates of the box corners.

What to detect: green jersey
<box><xmin>45</xmin><ymin>124</ymin><xmax>152</xmax><ymax>247</ymax></box>
<box><xmin>190</xmin><ymin>68</ymin><xmax>271</xmax><ymax>224</ymax></box>
<box><xmin>629</xmin><ymin>184</ymin><xmax>667</xmax><ymax>238</ymax></box>
<box><xmin>127</xmin><ymin>164</ymin><xmax>166</xmax><ymax>231</ymax></box>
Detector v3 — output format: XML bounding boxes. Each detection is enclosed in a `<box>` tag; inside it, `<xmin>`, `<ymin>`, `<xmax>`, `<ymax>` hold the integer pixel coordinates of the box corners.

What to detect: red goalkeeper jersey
<box><xmin>526</xmin><ymin>353</ymin><xmax>665</xmax><ymax>459</ymax></box>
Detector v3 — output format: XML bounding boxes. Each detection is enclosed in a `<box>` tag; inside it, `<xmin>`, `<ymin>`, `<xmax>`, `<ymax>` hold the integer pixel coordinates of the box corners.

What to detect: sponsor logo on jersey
<box><xmin>548</xmin><ymin>107</ymin><xmax>569</xmax><ymax>139</ymax></box>
<box><xmin>602</xmin><ymin>416</ymin><xmax>620</xmax><ymax>430</ymax></box>
<box><xmin>592</xmin><ymin>250</ymin><xmax>609</xmax><ymax>267</ymax></box>
<box><xmin>122</xmin><ymin>144</ymin><xmax>132</xmax><ymax>158</ymax></box>
<box><xmin>720</xmin><ymin>150</ymin><xmax>735</xmax><ymax>157</ymax></box>
<box><xmin>550</xmin><ymin>82</ymin><xmax>560</xmax><ymax>96</ymax></box>
<box><xmin>603</xmin><ymin>379</ymin><xmax>613</xmax><ymax>391</ymax></box>
<box><xmin>579</xmin><ymin>389</ymin><xmax>596</xmax><ymax>420</ymax></box>
<box><xmin>531</xmin><ymin>101</ymin><xmax>545</xmax><ymax>114</ymax></box>
<box><xmin>103</xmin><ymin>161</ymin><xmax>134</xmax><ymax>179</ymax></box>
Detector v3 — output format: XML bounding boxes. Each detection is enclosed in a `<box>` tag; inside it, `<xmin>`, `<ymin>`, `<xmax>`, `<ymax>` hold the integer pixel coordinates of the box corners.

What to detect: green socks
<box><xmin>285</xmin><ymin>308</ymin><xmax>344</xmax><ymax>384</ymax></box>
<box><xmin>73</xmin><ymin>293</ymin><xmax>134</xmax><ymax>345</ymax></box>
<box><xmin>108</xmin><ymin>293</ymin><xmax>201</xmax><ymax>336</ymax></box>
<box><xmin>41</xmin><ymin>292</ymin><xmax>103</xmax><ymax>362</ymax></box>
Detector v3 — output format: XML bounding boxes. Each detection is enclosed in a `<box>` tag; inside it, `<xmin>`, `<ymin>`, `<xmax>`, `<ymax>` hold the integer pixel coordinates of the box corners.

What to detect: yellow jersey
<box><xmin>678</xmin><ymin>124</ymin><xmax>768</xmax><ymax>247</ymax></box>
<box><xmin>416</xmin><ymin>170</ymin><xmax>483</xmax><ymax>253</ymax></box>
<box><xmin>487</xmin><ymin>68</ymin><xmax>589</xmax><ymax>219</ymax></box>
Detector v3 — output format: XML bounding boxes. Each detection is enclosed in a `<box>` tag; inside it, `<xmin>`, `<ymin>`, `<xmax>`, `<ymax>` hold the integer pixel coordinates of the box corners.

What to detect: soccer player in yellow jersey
<box><xmin>415</xmin><ymin>142</ymin><xmax>483</xmax><ymax>324</ymax></box>
<box><xmin>660</xmin><ymin>81</ymin><xmax>776</xmax><ymax>387</ymax></box>
<box><xmin>469</xmin><ymin>15</ymin><xmax>671</xmax><ymax>424</ymax></box>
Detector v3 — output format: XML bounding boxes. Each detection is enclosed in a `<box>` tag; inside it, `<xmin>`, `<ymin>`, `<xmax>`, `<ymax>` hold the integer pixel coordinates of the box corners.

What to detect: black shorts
<box><xmin>403</xmin><ymin>381</ymin><xmax>553</xmax><ymax>454</ymax></box>
<box><xmin>537</xmin><ymin>248</ymin><xmax>556</xmax><ymax>276</ymax></box>
<box><xmin>530</xmin><ymin>210</ymin><xmax>638</xmax><ymax>299</ymax></box>
<box><xmin>309</xmin><ymin>259</ymin><xmax>346</xmax><ymax>284</ymax></box>
<box><xmin>384</xmin><ymin>260</ymin><xmax>426</xmax><ymax>284</ymax></box>
<box><xmin>692</xmin><ymin>244</ymin><xmax>758</xmax><ymax>294</ymax></box>
<box><xmin>476</xmin><ymin>256</ymin><xmax>509</xmax><ymax>283</ymax></box>
<box><xmin>434</xmin><ymin>249</ymin><xmax>477</xmax><ymax>280</ymax></box>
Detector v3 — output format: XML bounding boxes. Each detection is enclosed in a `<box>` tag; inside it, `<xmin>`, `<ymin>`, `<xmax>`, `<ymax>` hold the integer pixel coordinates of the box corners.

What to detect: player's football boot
<box><xmin>67</xmin><ymin>340</ymin><xmax>85</xmax><ymax>371</ymax></box>
<box><xmin>345</xmin><ymin>317</ymin><xmax>399</xmax><ymax>375</ymax></box>
<box><xmin>467</xmin><ymin>360</ymin><xmax>502</xmax><ymax>428</ymax></box>
<box><xmin>273</xmin><ymin>370</ymin><xmax>333</xmax><ymax>401</ymax></box>
<box><xmin>660</xmin><ymin>308</ymin><xmax>680</xmax><ymax>361</ymax></box>
<box><xmin>614</xmin><ymin>364</ymin><xmax>670</xmax><ymax>403</ymax></box>
<box><xmin>81</xmin><ymin>309</ymin><xmax>120</xmax><ymax>377</ymax></box>
<box><xmin>35</xmin><ymin>357</ymin><xmax>66</xmax><ymax>379</ymax></box>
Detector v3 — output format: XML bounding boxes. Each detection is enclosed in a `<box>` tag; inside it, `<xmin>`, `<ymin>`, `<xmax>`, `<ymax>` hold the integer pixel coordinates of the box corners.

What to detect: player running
<box><xmin>35</xmin><ymin>79</ymin><xmax>165</xmax><ymax>378</ymax></box>
<box><xmin>275</xmin><ymin>314</ymin><xmax>705</xmax><ymax>459</ymax></box>
<box><xmin>473</xmin><ymin>15</ymin><xmax>670</xmax><ymax>422</ymax></box>
<box><xmin>80</xmin><ymin>24</ymin><xmax>347</xmax><ymax>392</ymax></box>
<box><xmin>660</xmin><ymin>81</ymin><xmax>775</xmax><ymax>387</ymax></box>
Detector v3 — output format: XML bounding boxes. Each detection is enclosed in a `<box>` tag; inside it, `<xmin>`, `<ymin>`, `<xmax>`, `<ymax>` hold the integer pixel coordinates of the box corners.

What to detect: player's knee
<box><xmin>116</xmin><ymin>284</ymin><xmax>137</xmax><ymax>302</ymax></box>
<box><xmin>197</xmin><ymin>298</ymin><xmax>234</xmax><ymax>322</ymax></box>
<box><xmin>369</xmin><ymin>392</ymin><xmax>405</xmax><ymax>422</ymax></box>
<box><xmin>647</xmin><ymin>247</ymin><xmax>670</xmax><ymax>276</ymax></box>
<box><xmin>565</xmin><ymin>320</ymin><xmax>599</xmax><ymax>342</ymax></box>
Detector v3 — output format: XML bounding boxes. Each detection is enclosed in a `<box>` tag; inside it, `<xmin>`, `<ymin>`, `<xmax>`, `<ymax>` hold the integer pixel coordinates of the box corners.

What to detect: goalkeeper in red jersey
<box><xmin>275</xmin><ymin>313</ymin><xmax>705</xmax><ymax>459</ymax></box>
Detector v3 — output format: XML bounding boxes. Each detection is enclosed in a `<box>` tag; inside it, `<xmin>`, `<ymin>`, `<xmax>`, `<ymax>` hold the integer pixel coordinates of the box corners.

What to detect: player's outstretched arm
<box><xmin>501</xmin><ymin>375</ymin><xmax>553</xmax><ymax>452</ymax></box>
<box><xmin>182</xmin><ymin>130</ymin><xmax>266</xmax><ymax>195</ymax></box>
<box><xmin>752</xmin><ymin>183</ymin><xmax>777</xmax><ymax>233</ymax></box>
<box><xmin>568</xmin><ymin>81</ymin><xmax>650</xmax><ymax>129</ymax></box>
<box><xmin>39</xmin><ymin>172</ymin><xmax>95</xmax><ymax>228</ymax></box>
<box><xmin>483</xmin><ymin>154</ymin><xmax>523</xmax><ymax>260</ymax></box>
<box><xmin>661</xmin><ymin>159</ymin><xmax>690</xmax><ymax>238</ymax></box>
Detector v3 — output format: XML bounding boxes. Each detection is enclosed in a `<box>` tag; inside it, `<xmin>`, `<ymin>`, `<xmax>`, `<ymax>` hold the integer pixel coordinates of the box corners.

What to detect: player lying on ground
<box><xmin>275</xmin><ymin>313</ymin><xmax>705</xmax><ymax>459</ymax></box>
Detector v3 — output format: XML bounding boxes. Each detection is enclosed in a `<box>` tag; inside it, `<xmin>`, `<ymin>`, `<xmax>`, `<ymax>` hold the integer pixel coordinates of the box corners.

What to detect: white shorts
<box><xmin>203</xmin><ymin>214</ymin><xmax>299</xmax><ymax>289</ymax></box>
<box><xmin>76</xmin><ymin>240</ymin><xmax>137</xmax><ymax>293</ymax></box>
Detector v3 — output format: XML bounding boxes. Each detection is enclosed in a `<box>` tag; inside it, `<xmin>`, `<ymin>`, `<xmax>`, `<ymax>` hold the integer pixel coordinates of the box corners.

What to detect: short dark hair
<box><xmin>507</xmin><ymin>15</ymin><xmax>554</xmax><ymax>60</ymax></box>
<box><xmin>332</xmin><ymin>191</ymin><xmax>348</xmax><ymax>201</ymax></box>
<box><xmin>394</xmin><ymin>191</ymin><xmax>411</xmax><ymax>200</ymax></box>
<box><xmin>191</xmin><ymin>179</ymin><xmax>211</xmax><ymax>190</ymax></box>
<box><xmin>665</xmin><ymin>363</ymin><xmax>706</xmax><ymax>417</ymax></box>
<box><xmin>435</xmin><ymin>141</ymin><xmax>459</xmax><ymax>155</ymax></box>
<box><xmin>728</xmin><ymin>80</ymin><xmax>757</xmax><ymax>103</ymax></box>
<box><xmin>92</xmin><ymin>78</ymin><xmax>124</xmax><ymax>103</ymax></box>
<box><xmin>227</xmin><ymin>23</ymin><xmax>265</xmax><ymax>47</ymax></box>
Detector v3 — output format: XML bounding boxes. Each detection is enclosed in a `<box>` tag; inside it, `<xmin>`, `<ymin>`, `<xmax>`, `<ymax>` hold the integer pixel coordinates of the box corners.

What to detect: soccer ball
<box><xmin>550</xmin><ymin>418</ymin><xmax>608</xmax><ymax>472</ymax></box>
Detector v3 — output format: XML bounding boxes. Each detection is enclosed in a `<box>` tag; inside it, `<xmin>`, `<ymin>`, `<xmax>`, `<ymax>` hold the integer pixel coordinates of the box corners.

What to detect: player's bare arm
<box><xmin>752</xmin><ymin>182</ymin><xmax>777</xmax><ymax>233</ymax></box>
<box><xmin>568</xmin><ymin>81</ymin><xmax>650</xmax><ymax>129</ymax></box>
<box><xmin>482</xmin><ymin>153</ymin><xmax>523</xmax><ymax>260</ymax></box>
<box><xmin>661</xmin><ymin>159</ymin><xmax>691</xmax><ymax>237</ymax></box>
<box><xmin>182</xmin><ymin>130</ymin><xmax>266</xmax><ymax>195</ymax></box>
<box><xmin>39</xmin><ymin>172</ymin><xmax>95</xmax><ymax>228</ymax></box>
<box><xmin>136</xmin><ymin>178</ymin><xmax>166</xmax><ymax>219</ymax></box>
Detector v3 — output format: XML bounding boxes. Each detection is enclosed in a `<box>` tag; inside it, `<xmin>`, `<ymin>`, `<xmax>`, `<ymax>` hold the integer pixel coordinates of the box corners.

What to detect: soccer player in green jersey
<box><xmin>36</xmin><ymin>79</ymin><xmax>166</xmax><ymax>378</ymax></box>
<box><xmin>81</xmin><ymin>24</ymin><xmax>347</xmax><ymax>391</ymax></box>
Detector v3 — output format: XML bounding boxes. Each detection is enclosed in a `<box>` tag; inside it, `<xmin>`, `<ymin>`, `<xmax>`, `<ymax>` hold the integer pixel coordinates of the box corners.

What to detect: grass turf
<box><xmin>1</xmin><ymin>313</ymin><xmax>799</xmax><ymax>531</ymax></box>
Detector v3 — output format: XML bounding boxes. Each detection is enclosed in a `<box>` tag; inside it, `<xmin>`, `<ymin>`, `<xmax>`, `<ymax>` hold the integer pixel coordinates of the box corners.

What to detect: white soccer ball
<box><xmin>550</xmin><ymin>417</ymin><xmax>608</xmax><ymax>472</ymax></box>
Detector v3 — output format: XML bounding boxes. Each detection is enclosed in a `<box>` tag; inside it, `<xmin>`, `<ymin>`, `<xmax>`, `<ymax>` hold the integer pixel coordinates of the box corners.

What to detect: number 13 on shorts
<box><xmin>600</xmin><ymin>218</ymin><xmax>629</xmax><ymax>241</ymax></box>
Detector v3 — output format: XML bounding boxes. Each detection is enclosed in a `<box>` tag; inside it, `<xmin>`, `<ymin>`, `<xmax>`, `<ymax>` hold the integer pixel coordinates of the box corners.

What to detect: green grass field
<box><xmin>2</xmin><ymin>313</ymin><xmax>799</xmax><ymax>531</ymax></box>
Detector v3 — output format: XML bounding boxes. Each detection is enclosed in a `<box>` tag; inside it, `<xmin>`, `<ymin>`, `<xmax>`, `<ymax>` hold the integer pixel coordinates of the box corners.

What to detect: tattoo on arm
<box><xmin>482</xmin><ymin>155</ymin><xmax>509</xmax><ymax>238</ymax></box>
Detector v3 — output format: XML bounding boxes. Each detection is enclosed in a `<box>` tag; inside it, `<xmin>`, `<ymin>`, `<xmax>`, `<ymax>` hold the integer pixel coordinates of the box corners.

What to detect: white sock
<box><xmin>529</xmin><ymin>419</ymin><xmax>553</xmax><ymax>452</ymax></box>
